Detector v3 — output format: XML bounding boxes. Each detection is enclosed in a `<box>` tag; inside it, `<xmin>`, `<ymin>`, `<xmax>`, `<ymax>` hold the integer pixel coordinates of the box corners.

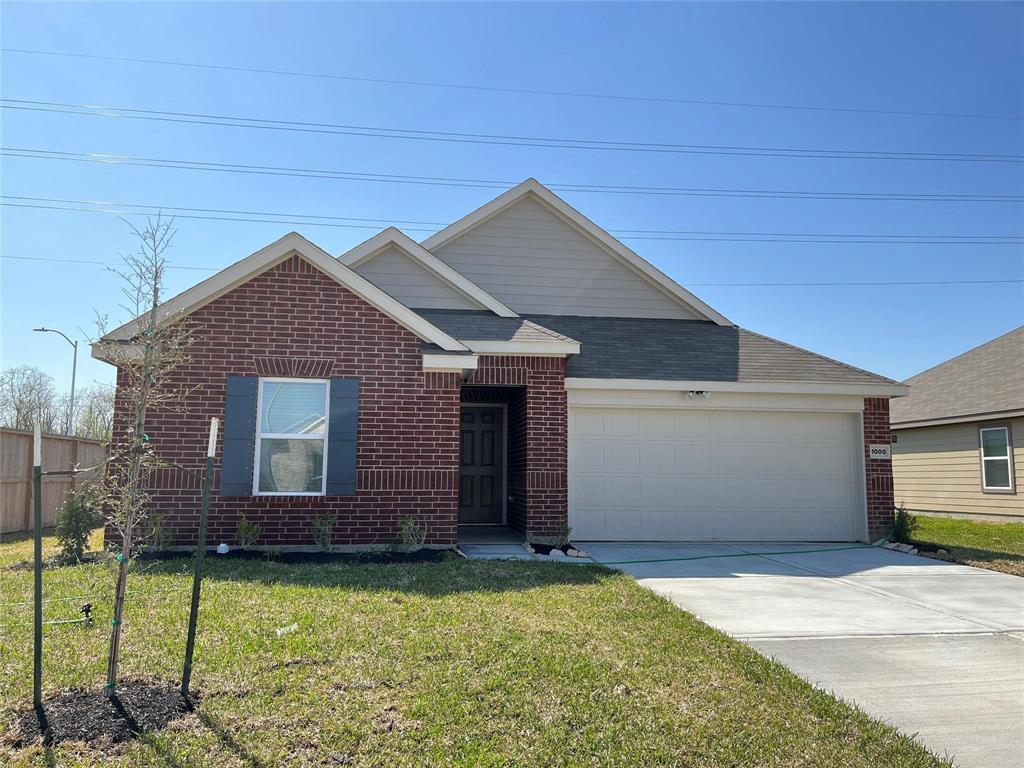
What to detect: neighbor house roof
<box><xmin>890</xmin><ymin>326</ymin><xmax>1024</xmax><ymax>428</ymax></box>
<box><xmin>417</xmin><ymin>310</ymin><xmax>905</xmax><ymax>394</ymax></box>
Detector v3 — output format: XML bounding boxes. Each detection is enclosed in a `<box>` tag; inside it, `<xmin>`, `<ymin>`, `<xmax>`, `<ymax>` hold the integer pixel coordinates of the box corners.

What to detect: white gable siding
<box><xmin>430</xmin><ymin>197</ymin><xmax>699</xmax><ymax>319</ymax></box>
<box><xmin>353</xmin><ymin>245</ymin><xmax>481</xmax><ymax>310</ymax></box>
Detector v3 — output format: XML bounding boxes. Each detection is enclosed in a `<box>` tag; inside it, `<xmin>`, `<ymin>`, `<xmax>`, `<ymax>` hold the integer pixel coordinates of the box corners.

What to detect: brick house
<box><xmin>96</xmin><ymin>180</ymin><xmax>906</xmax><ymax>550</ymax></box>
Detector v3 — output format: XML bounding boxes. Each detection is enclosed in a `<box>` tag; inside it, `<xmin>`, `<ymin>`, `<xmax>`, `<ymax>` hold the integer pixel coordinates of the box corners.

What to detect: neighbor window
<box><xmin>254</xmin><ymin>378</ymin><xmax>329</xmax><ymax>495</ymax></box>
<box><xmin>979</xmin><ymin>426</ymin><xmax>1015</xmax><ymax>492</ymax></box>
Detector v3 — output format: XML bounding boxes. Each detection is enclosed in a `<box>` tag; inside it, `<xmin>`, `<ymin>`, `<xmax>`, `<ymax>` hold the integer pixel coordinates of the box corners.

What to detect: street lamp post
<box><xmin>33</xmin><ymin>327</ymin><xmax>78</xmax><ymax>436</ymax></box>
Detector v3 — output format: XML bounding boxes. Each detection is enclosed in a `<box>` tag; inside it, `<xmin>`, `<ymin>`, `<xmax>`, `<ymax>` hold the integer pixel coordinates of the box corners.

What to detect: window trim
<box><xmin>253</xmin><ymin>377</ymin><xmax>330</xmax><ymax>496</ymax></box>
<box><xmin>978</xmin><ymin>424</ymin><xmax>1016</xmax><ymax>494</ymax></box>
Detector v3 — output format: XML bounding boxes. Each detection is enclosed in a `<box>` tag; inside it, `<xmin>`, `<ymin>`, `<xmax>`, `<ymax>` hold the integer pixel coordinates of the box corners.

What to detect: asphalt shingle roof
<box><xmin>890</xmin><ymin>326</ymin><xmax>1024</xmax><ymax>426</ymax></box>
<box><xmin>417</xmin><ymin>310</ymin><xmax>897</xmax><ymax>385</ymax></box>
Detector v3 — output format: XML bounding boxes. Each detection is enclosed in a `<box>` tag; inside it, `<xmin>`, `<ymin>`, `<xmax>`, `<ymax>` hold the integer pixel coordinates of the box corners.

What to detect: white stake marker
<box><xmin>207</xmin><ymin>417</ymin><xmax>219</xmax><ymax>458</ymax></box>
<box><xmin>33</xmin><ymin>422</ymin><xmax>41</xmax><ymax>467</ymax></box>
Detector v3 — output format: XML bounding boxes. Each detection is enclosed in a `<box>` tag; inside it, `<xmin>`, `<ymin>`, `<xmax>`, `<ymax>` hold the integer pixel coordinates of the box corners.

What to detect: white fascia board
<box><xmin>94</xmin><ymin>232</ymin><xmax>469</xmax><ymax>356</ymax></box>
<box><xmin>420</xmin><ymin>179</ymin><xmax>732</xmax><ymax>327</ymax></box>
<box><xmin>422</xmin><ymin>353</ymin><xmax>479</xmax><ymax>372</ymax></box>
<box><xmin>464</xmin><ymin>339</ymin><xmax>581</xmax><ymax>356</ymax></box>
<box><xmin>564</xmin><ymin>377</ymin><xmax>910</xmax><ymax>397</ymax></box>
<box><xmin>339</xmin><ymin>227</ymin><xmax>518</xmax><ymax>318</ymax></box>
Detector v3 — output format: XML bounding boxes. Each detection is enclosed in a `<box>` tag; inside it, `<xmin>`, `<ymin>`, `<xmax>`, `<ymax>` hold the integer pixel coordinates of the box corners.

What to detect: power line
<box><xmin>3</xmin><ymin>47</ymin><xmax>1020</xmax><ymax>122</ymax></box>
<box><xmin>3</xmin><ymin>98</ymin><xmax>1022</xmax><ymax>163</ymax></box>
<box><xmin>5</xmin><ymin>148</ymin><xmax>1022</xmax><ymax>203</ymax></box>
<box><xmin>4</xmin><ymin>195</ymin><xmax>1021</xmax><ymax>241</ymax></box>
<box><xmin>4</xmin><ymin>198</ymin><xmax>1023</xmax><ymax>244</ymax></box>
<box><xmin>3</xmin><ymin>254</ymin><xmax>1020</xmax><ymax>288</ymax></box>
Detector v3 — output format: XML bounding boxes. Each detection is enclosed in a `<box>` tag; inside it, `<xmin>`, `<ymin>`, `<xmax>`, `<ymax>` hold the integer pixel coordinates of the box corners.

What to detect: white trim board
<box><xmin>339</xmin><ymin>227</ymin><xmax>518</xmax><ymax>318</ymax></box>
<box><xmin>93</xmin><ymin>232</ymin><xmax>470</xmax><ymax>362</ymax></box>
<box><xmin>420</xmin><ymin>179</ymin><xmax>732</xmax><ymax>327</ymax></box>
<box><xmin>564</xmin><ymin>377</ymin><xmax>910</xmax><ymax>398</ymax></box>
<box><xmin>567</xmin><ymin>388</ymin><xmax>867</xmax><ymax>413</ymax></box>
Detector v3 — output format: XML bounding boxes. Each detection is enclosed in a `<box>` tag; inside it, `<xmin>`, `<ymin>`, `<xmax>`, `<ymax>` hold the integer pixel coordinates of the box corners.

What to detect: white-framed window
<box><xmin>979</xmin><ymin>425</ymin><xmax>1015</xmax><ymax>493</ymax></box>
<box><xmin>254</xmin><ymin>378</ymin><xmax>329</xmax><ymax>495</ymax></box>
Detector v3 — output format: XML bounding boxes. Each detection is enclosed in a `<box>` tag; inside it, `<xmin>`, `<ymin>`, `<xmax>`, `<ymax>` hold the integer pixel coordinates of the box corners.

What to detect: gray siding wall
<box><xmin>354</xmin><ymin>246</ymin><xmax>480</xmax><ymax>310</ymax></box>
<box><xmin>430</xmin><ymin>197</ymin><xmax>700</xmax><ymax>319</ymax></box>
<box><xmin>892</xmin><ymin>417</ymin><xmax>1024</xmax><ymax>520</ymax></box>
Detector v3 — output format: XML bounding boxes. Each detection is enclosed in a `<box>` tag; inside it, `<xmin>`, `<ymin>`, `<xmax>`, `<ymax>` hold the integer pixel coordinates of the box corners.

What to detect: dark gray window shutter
<box><xmin>220</xmin><ymin>375</ymin><xmax>258</xmax><ymax>496</ymax></box>
<box><xmin>326</xmin><ymin>379</ymin><xmax>359</xmax><ymax>495</ymax></box>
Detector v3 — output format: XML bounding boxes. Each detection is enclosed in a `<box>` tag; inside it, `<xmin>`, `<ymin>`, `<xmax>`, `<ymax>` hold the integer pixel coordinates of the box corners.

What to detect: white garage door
<box><xmin>569</xmin><ymin>407</ymin><xmax>862</xmax><ymax>541</ymax></box>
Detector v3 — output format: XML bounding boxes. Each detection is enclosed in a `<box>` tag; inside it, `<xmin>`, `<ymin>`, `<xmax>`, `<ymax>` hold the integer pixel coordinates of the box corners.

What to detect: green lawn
<box><xmin>911</xmin><ymin>515</ymin><xmax>1024</xmax><ymax>576</ymax></box>
<box><xmin>0</xmin><ymin>531</ymin><xmax>948</xmax><ymax>767</ymax></box>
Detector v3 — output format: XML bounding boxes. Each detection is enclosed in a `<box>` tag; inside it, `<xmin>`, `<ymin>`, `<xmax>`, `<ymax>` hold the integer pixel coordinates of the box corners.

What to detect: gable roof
<box><xmin>93</xmin><ymin>232</ymin><xmax>469</xmax><ymax>356</ymax></box>
<box><xmin>419</xmin><ymin>179</ymin><xmax>732</xmax><ymax>326</ymax></box>
<box><xmin>891</xmin><ymin>325</ymin><xmax>1024</xmax><ymax>427</ymax></box>
<box><xmin>338</xmin><ymin>227</ymin><xmax>518</xmax><ymax>317</ymax></box>
<box><xmin>417</xmin><ymin>310</ymin><xmax>906</xmax><ymax>395</ymax></box>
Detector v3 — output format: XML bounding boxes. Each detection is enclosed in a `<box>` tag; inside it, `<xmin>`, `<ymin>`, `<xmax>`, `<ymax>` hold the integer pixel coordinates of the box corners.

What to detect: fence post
<box><xmin>182</xmin><ymin>418</ymin><xmax>218</xmax><ymax>699</ymax></box>
<box><xmin>33</xmin><ymin>423</ymin><xmax>43</xmax><ymax>708</ymax></box>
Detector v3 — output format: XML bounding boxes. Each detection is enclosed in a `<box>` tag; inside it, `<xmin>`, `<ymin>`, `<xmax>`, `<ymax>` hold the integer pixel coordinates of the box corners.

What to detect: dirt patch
<box><xmin>8</xmin><ymin>552</ymin><xmax>106</xmax><ymax>572</ymax></box>
<box><xmin>5</xmin><ymin>679</ymin><xmax>195</xmax><ymax>748</ymax></box>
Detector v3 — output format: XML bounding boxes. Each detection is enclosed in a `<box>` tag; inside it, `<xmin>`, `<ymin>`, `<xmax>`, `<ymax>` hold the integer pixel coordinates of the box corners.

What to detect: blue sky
<box><xmin>2</xmin><ymin>1</ymin><xmax>1022</xmax><ymax>395</ymax></box>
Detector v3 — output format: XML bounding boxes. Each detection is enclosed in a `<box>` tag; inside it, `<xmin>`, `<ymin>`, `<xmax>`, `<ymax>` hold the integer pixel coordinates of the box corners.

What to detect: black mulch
<box><xmin>5</xmin><ymin>680</ymin><xmax>196</xmax><ymax>748</ymax></box>
<box><xmin>136</xmin><ymin>548</ymin><xmax>449</xmax><ymax>565</ymax></box>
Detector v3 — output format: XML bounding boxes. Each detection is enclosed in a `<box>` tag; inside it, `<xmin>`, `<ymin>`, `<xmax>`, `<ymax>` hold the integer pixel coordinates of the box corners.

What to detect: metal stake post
<box><xmin>182</xmin><ymin>418</ymin><xmax>218</xmax><ymax>698</ymax></box>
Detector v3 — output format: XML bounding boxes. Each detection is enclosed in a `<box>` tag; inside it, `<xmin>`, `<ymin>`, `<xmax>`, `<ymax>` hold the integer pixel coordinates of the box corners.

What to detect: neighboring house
<box><xmin>94</xmin><ymin>179</ymin><xmax>906</xmax><ymax>549</ymax></box>
<box><xmin>891</xmin><ymin>327</ymin><xmax>1024</xmax><ymax>521</ymax></box>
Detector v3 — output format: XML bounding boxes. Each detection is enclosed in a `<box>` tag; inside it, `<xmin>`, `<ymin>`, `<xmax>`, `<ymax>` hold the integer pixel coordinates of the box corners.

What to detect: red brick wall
<box><xmin>467</xmin><ymin>357</ymin><xmax>568</xmax><ymax>540</ymax></box>
<box><xmin>863</xmin><ymin>397</ymin><xmax>895</xmax><ymax>540</ymax></box>
<box><xmin>108</xmin><ymin>255</ymin><xmax>462</xmax><ymax>549</ymax></box>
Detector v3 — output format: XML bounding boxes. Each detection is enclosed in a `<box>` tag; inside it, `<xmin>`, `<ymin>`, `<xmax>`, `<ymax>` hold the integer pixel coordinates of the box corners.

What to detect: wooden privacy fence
<box><xmin>0</xmin><ymin>428</ymin><xmax>106</xmax><ymax>535</ymax></box>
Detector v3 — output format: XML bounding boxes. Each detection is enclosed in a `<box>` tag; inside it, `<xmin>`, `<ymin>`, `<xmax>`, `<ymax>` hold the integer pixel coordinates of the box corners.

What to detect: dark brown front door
<box><xmin>459</xmin><ymin>406</ymin><xmax>504</xmax><ymax>524</ymax></box>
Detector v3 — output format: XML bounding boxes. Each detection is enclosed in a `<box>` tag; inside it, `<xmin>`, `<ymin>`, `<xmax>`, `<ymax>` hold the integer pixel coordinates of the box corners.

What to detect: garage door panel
<box><xmin>608</xmin><ymin>443</ymin><xmax>641</xmax><ymax>471</ymax></box>
<box><xmin>573</xmin><ymin>441</ymin><xmax>606</xmax><ymax>471</ymax></box>
<box><xmin>570</xmin><ymin>406</ymin><xmax>861</xmax><ymax>542</ymax></box>
<box><xmin>674</xmin><ymin>412</ymin><xmax>711</xmax><ymax>438</ymax></box>
<box><xmin>640</xmin><ymin>442</ymin><xmax>677</xmax><ymax>472</ymax></box>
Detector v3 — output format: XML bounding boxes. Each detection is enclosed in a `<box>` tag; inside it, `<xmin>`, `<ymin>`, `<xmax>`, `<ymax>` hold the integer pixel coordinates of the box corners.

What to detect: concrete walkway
<box><xmin>582</xmin><ymin>541</ymin><xmax>1024</xmax><ymax>768</ymax></box>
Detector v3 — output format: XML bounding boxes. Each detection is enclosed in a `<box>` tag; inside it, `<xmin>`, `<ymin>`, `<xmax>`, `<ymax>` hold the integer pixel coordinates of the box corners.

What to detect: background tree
<box><xmin>0</xmin><ymin>365</ymin><xmax>62</xmax><ymax>432</ymax></box>
<box><xmin>71</xmin><ymin>385</ymin><xmax>117</xmax><ymax>443</ymax></box>
<box><xmin>0</xmin><ymin>367</ymin><xmax>116</xmax><ymax>441</ymax></box>
<box><xmin>92</xmin><ymin>215</ymin><xmax>192</xmax><ymax>698</ymax></box>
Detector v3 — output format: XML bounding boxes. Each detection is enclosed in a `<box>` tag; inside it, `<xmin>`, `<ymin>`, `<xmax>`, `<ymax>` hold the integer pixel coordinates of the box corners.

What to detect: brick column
<box><xmin>523</xmin><ymin>358</ymin><xmax>568</xmax><ymax>541</ymax></box>
<box><xmin>863</xmin><ymin>397</ymin><xmax>895</xmax><ymax>541</ymax></box>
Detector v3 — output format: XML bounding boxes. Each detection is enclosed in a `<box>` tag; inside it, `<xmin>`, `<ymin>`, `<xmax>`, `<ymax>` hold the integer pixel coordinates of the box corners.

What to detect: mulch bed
<box><xmin>5</xmin><ymin>680</ymin><xmax>196</xmax><ymax>748</ymax></box>
<box><xmin>136</xmin><ymin>548</ymin><xmax>449</xmax><ymax>565</ymax></box>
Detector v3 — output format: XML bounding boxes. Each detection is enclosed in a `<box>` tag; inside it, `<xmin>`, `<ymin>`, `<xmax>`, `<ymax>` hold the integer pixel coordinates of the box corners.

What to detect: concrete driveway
<box><xmin>582</xmin><ymin>542</ymin><xmax>1024</xmax><ymax>768</ymax></box>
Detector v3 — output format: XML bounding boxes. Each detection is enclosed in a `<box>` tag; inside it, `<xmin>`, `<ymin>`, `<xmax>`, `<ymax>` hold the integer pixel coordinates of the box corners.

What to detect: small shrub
<box><xmin>552</xmin><ymin>522</ymin><xmax>573</xmax><ymax>549</ymax></box>
<box><xmin>397</xmin><ymin>515</ymin><xmax>428</xmax><ymax>552</ymax></box>
<box><xmin>310</xmin><ymin>512</ymin><xmax>337</xmax><ymax>552</ymax></box>
<box><xmin>236</xmin><ymin>516</ymin><xmax>262</xmax><ymax>549</ymax></box>
<box><xmin>55</xmin><ymin>483</ymin><xmax>104</xmax><ymax>563</ymax></box>
<box><xmin>891</xmin><ymin>505</ymin><xmax>919</xmax><ymax>543</ymax></box>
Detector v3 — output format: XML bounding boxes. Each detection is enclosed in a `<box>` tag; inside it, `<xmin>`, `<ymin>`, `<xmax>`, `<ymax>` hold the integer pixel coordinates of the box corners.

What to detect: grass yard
<box><xmin>911</xmin><ymin>515</ymin><xmax>1024</xmax><ymax>576</ymax></box>
<box><xmin>0</xmin><ymin>531</ymin><xmax>948</xmax><ymax>767</ymax></box>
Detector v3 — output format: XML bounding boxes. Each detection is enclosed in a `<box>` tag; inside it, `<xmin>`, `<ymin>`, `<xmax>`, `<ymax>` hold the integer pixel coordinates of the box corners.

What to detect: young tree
<box><xmin>92</xmin><ymin>215</ymin><xmax>192</xmax><ymax>698</ymax></box>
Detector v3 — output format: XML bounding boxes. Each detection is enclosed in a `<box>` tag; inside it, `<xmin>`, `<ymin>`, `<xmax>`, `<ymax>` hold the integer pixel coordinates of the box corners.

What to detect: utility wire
<box><xmin>3</xmin><ymin>47</ymin><xmax>1020</xmax><ymax>122</ymax></box>
<box><xmin>3</xmin><ymin>254</ymin><xmax>1020</xmax><ymax>287</ymax></box>
<box><xmin>4</xmin><ymin>199</ymin><xmax>1023</xmax><ymax>244</ymax></box>
<box><xmin>4</xmin><ymin>195</ymin><xmax>1021</xmax><ymax>241</ymax></box>
<box><xmin>3</xmin><ymin>98</ymin><xmax>1021</xmax><ymax>163</ymax></box>
<box><xmin>5</xmin><ymin>147</ymin><xmax>1021</xmax><ymax>203</ymax></box>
